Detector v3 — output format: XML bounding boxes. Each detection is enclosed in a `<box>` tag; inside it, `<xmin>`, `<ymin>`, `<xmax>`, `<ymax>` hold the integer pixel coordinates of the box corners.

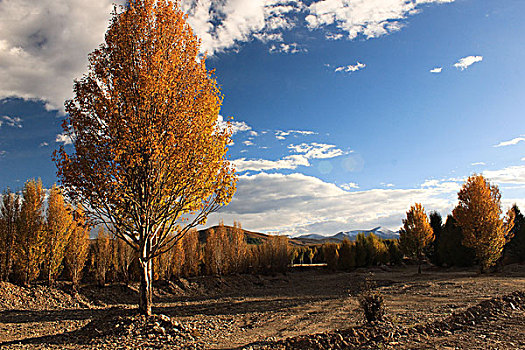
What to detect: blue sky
<box><xmin>0</xmin><ymin>0</ymin><xmax>524</xmax><ymax>235</ymax></box>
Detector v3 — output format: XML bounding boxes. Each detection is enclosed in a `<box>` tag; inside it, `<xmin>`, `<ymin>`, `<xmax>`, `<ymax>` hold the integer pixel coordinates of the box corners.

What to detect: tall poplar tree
<box><xmin>16</xmin><ymin>179</ymin><xmax>45</xmax><ymax>285</ymax></box>
<box><xmin>54</xmin><ymin>0</ymin><xmax>236</xmax><ymax>315</ymax></box>
<box><xmin>43</xmin><ymin>184</ymin><xmax>73</xmax><ymax>285</ymax></box>
<box><xmin>453</xmin><ymin>174</ymin><xmax>514</xmax><ymax>273</ymax></box>
<box><xmin>64</xmin><ymin>205</ymin><xmax>90</xmax><ymax>291</ymax></box>
<box><xmin>0</xmin><ymin>188</ymin><xmax>20</xmax><ymax>281</ymax></box>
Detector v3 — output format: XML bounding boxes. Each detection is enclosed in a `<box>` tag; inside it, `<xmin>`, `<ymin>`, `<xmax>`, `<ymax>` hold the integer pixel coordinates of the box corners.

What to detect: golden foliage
<box><xmin>43</xmin><ymin>184</ymin><xmax>73</xmax><ymax>284</ymax></box>
<box><xmin>53</xmin><ymin>0</ymin><xmax>237</xmax><ymax>314</ymax></box>
<box><xmin>15</xmin><ymin>179</ymin><xmax>46</xmax><ymax>285</ymax></box>
<box><xmin>64</xmin><ymin>205</ymin><xmax>91</xmax><ymax>289</ymax></box>
<box><xmin>399</xmin><ymin>203</ymin><xmax>434</xmax><ymax>273</ymax></box>
<box><xmin>0</xmin><ymin>188</ymin><xmax>20</xmax><ymax>281</ymax></box>
<box><xmin>453</xmin><ymin>174</ymin><xmax>514</xmax><ymax>272</ymax></box>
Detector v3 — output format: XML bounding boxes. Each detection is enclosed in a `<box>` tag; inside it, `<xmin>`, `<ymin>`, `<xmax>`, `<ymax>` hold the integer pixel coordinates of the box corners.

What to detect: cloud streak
<box><xmin>334</xmin><ymin>62</ymin><xmax>366</xmax><ymax>73</ymax></box>
<box><xmin>494</xmin><ymin>135</ymin><xmax>525</xmax><ymax>148</ymax></box>
<box><xmin>233</xmin><ymin>142</ymin><xmax>345</xmax><ymax>172</ymax></box>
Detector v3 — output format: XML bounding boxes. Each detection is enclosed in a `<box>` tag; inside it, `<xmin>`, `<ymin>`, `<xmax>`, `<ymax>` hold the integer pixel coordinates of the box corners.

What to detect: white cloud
<box><xmin>325</xmin><ymin>33</ymin><xmax>343</xmax><ymax>40</ymax></box>
<box><xmin>334</xmin><ymin>62</ymin><xmax>366</xmax><ymax>73</ymax></box>
<box><xmin>275</xmin><ymin>129</ymin><xmax>317</xmax><ymax>140</ymax></box>
<box><xmin>216</xmin><ymin>115</ymin><xmax>252</xmax><ymax>135</ymax></box>
<box><xmin>494</xmin><ymin>135</ymin><xmax>525</xmax><ymax>148</ymax></box>
<box><xmin>484</xmin><ymin>165</ymin><xmax>525</xmax><ymax>185</ymax></box>
<box><xmin>55</xmin><ymin>132</ymin><xmax>73</xmax><ymax>145</ymax></box>
<box><xmin>269</xmin><ymin>42</ymin><xmax>307</xmax><ymax>54</ymax></box>
<box><xmin>454</xmin><ymin>55</ymin><xmax>483</xmax><ymax>70</ymax></box>
<box><xmin>471</xmin><ymin>162</ymin><xmax>486</xmax><ymax>166</ymax></box>
<box><xmin>305</xmin><ymin>0</ymin><xmax>454</xmax><ymax>40</ymax></box>
<box><xmin>39</xmin><ymin>142</ymin><xmax>49</xmax><ymax>147</ymax></box>
<box><xmin>430</xmin><ymin>67</ymin><xmax>442</xmax><ymax>73</ymax></box>
<box><xmin>0</xmin><ymin>115</ymin><xmax>22</xmax><ymax>128</ymax></box>
<box><xmin>243</xmin><ymin>140</ymin><xmax>254</xmax><ymax>146</ymax></box>
<box><xmin>522</xmin><ymin>157</ymin><xmax>525</xmax><ymax>162</ymax></box>
<box><xmin>182</xmin><ymin>0</ymin><xmax>301</xmax><ymax>55</ymax></box>
<box><xmin>234</xmin><ymin>142</ymin><xmax>345</xmax><ymax>172</ymax></box>
<box><xmin>288</xmin><ymin>142</ymin><xmax>345</xmax><ymax>159</ymax></box>
<box><xmin>253</xmin><ymin>32</ymin><xmax>283</xmax><ymax>43</ymax></box>
<box><xmin>233</xmin><ymin>155</ymin><xmax>310</xmax><ymax>172</ymax></box>
<box><xmin>340</xmin><ymin>182</ymin><xmax>359</xmax><ymax>190</ymax></box>
<box><xmin>0</xmin><ymin>0</ymin><xmax>122</xmax><ymax>111</ymax></box>
<box><xmin>208</xmin><ymin>172</ymin><xmax>460</xmax><ymax>235</ymax></box>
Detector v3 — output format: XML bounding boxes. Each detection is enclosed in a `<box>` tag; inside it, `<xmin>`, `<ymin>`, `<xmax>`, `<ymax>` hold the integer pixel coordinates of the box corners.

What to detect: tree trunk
<box><xmin>418</xmin><ymin>263</ymin><xmax>422</xmax><ymax>274</ymax></box>
<box><xmin>139</xmin><ymin>258</ymin><xmax>153</xmax><ymax>316</ymax></box>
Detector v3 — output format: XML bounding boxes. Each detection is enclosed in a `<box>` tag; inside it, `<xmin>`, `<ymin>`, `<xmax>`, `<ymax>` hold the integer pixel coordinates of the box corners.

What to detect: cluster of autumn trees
<box><xmin>0</xmin><ymin>179</ymin><xmax>90</xmax><ymax>287</ymax></box>
<box><xmin>303</xmin><ymin>234</ymin><xmax>402</xmax><ymax>271</ymax></box>
<box><xmin>0</xmin><ymin>190</ymin><xmax>293</xmax><ymax>287</ymax></box>
<box><xmin>83</xmin><ymin>222</ymin><xmax>291</xmax><ymax>284</ymax></box>
<box><xmin>398</xmin><ymin>174</ymin><xmax>525</xmax><ymax>273</ymax></box>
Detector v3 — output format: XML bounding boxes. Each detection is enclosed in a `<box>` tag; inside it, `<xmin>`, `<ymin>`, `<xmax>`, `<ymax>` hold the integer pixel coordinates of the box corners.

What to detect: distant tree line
<box><xmin>399</xmin><ymin>174</ymin><xmax>524</xmax><ymax>273</ymax></box>
<box><xmin>0</xmin><ymin>182</ymin><xmax>292</xmax><ymax>287</ymax></box>
<box><xmin>301</xmin><ymin>234</ymin><xmax>403</xmax><ymax>271</ymax></box>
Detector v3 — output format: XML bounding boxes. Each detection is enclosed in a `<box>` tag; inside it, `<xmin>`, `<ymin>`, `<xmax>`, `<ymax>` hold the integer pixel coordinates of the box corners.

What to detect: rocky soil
<box><xmin>0</xmin><ymin>264</ymin><xmax>524</xmax><ymax>349</ymax></box>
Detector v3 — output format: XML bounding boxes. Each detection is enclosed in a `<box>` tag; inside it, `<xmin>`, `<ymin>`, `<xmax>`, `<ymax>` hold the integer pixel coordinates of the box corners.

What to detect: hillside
<box><xmin>198</xmin><ymin>225</ymin><xmax>307</xmax><ymax>246</ymax></box>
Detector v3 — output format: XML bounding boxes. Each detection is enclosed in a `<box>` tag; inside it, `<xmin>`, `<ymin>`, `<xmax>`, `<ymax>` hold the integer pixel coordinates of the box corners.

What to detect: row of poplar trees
<box><xmin>0</xmin><ymin>179</ymin><xmax>90</xmax><ymax>287</ymax></box>
<box><xmin>399</xmin><ymin>174</ymin><xmax>525</xmax><ymax>273</ymax></box>
<box><xmin>92</xmin><ymin>222</ymin><xmax>290</xmax><ymax>284</ymax></box>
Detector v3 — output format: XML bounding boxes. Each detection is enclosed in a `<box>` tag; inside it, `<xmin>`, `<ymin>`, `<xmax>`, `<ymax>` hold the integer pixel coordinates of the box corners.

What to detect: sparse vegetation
<box><xmin>358</xmin><ymin>279</ymin><xmax>386</xmax><ymax>323</ymax></box>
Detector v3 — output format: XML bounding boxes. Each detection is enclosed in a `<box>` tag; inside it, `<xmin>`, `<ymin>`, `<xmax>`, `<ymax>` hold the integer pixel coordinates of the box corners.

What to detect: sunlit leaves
<box><xmin>453</xmin><ymin>175</ymin><xmax>514</xmax><ymax>272</ymax></box>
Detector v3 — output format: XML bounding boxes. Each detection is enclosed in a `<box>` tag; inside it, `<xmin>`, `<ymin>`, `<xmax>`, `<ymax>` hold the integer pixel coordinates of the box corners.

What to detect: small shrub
<box><xmin>358</xmin><ymin>280</ymin><xmax>385</xmax><ymax>323</ymax></box>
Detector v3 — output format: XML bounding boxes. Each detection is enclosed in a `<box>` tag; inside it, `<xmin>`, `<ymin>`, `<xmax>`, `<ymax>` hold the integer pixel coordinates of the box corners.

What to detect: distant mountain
<box><xmin>199</xmin><ymin>225</ymin><xmax>307</xmax><ymax>246</ymax></box>
<box><xmin>296</xmin><ymin>226</ymin><xmax>399</xmax><ymax>243</ymax></box>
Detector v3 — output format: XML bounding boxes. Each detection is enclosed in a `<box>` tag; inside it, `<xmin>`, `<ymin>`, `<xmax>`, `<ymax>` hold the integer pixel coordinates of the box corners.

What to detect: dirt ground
<box><xmin>0</xmin><ymin>264</ymin><xmax>524</xmax><ymax>349</ymax></box>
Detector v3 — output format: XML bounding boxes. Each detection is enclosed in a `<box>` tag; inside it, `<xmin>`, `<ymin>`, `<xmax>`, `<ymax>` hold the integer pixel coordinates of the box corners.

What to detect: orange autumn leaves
<box><xmin>53</xmin><ymin>0</ymin><xmax>237</xmax><ymax>315</ymax></box>
<box><xmin>399</xmin><ymin>203</ymin><xmax>433</xmax><ymax>273</ymax></box>
<box><xmin>453</xmin><ymin>174</ymin><xmax>514</xmax><ymax>272</ymax></box>
<box><xmin>54</xmin><ymin>0</ymin><xmax>237</xmax><ymax>256</ymax></box>
<box><xmin>401</xmin><ymin>174</ymin><xmax>514</xmax><ymax>273</ymax></box>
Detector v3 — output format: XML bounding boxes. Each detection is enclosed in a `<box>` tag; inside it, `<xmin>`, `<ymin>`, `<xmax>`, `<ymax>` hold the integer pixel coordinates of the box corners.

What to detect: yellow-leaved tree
<box><xmin>54</xmin><ymin>0</ymin><xmax>236</xmax><ymax>315</ymax></box>
<box><xmin>43</xmin><ymin>184</ymin><xmax>73</xmax><ymax>285</ymax></box>
<box><xmin>64</xmin><ymin>205</ymin><xmax>90</xmax><ymax>291</ymax></box>
<box><xmin>15</xmin><ymin>179</ymin><xmax>46</xmax><ymax>285</ymax></box>
<box><xmin>452</xmin><ymin>174</ymin><xmax>514</xmax><ymax>273</ymax></box>
<box><xmin>399</xmin><ymin>203</ymin><xmax>434</xmax><ymax>274</ymax></box>
<box><xmin>0</xmin><ymin>188</ymin><xmax>20</xmax><ymax>282</ymax></box>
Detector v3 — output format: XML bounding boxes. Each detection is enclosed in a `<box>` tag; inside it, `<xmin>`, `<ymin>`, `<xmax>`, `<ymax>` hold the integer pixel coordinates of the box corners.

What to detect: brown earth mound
<box><xmin>0</xmin><ymin>282</ymin><xmax>90</xmax><ymax>310</ymax></box>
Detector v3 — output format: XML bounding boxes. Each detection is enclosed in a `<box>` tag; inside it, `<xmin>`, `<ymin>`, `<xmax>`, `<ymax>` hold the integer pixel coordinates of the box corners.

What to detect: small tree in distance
<box><xmin>54</xmin><ymin>0</ymin><xmax>236</xmax><ymax>315</ymax></box>
<box><xmin>453</xmin><ymin>174</ymin><xmax>514</xmax><ymax>273</ymax></box>
<box><xmin>399</xmin><ymin>203</ymin><xmax>434</xmax><ymax>274</ymax></box>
